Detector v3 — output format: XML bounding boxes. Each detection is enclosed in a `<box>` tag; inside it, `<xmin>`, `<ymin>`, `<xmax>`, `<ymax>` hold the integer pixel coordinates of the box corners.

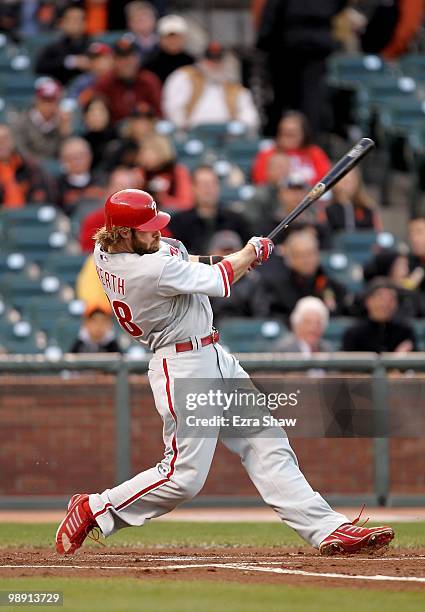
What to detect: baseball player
<box><xmin>55</xmin><ymin>189</ymin><xmax>394</xmax><ymax>556</ymax></box>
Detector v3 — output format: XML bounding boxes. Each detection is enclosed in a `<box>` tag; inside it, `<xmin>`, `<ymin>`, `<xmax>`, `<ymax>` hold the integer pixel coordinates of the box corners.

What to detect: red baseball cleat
<box><xmin>55</xmin><ymin>493</ymin><xmax>100</xmax><ymax>555</ymax></box>
<box><xmin>319</xmin><ymin>508</ymin><xmax>394</xmax><ymax>556</ymax></box>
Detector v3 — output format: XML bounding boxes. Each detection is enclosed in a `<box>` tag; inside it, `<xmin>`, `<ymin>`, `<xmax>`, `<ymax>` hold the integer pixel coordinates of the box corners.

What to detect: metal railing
<box><xmin>1</xmin><ymin>352</ymin><xmax>424</xmax><ymax>509</ymax></box>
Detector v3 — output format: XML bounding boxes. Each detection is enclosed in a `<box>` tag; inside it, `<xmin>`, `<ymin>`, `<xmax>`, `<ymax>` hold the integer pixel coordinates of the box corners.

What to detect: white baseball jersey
<box><xmin>93</xmin><ymin>238</ymin><xmax>234</xmax><ymax>351</ymax></box>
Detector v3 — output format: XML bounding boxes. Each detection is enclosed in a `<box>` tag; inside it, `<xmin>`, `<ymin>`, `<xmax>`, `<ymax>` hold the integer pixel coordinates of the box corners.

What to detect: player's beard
<box><xmin>131</xmin><ymin>229</ymin><xmax>160</xmax><ymax>255</ymax></box>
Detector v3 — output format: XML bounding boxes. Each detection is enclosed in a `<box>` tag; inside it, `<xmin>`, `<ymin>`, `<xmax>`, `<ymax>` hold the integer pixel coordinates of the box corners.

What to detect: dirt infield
<box><xmin>1</xmin><ymin>547</ymin><xmax>425</xmax><ymax>591</ymax></box>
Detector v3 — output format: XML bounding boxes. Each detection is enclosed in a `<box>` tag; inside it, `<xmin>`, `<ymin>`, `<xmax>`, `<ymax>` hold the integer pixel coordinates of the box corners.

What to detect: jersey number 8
<box><xmin>112</xmin><ymin>300</ymin><xmax>143</xmax><ymax>337</ymax></box>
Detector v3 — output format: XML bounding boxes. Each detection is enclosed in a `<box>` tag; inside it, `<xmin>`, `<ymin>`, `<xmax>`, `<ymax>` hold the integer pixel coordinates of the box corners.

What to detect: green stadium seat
<box><xmin>0</xmin><ymin>272</ymin><xmax>60</xmax><ymax>312</ymax></box>
<box><xmin>187</xmin><ymin>124</ymin><xmax>228</xmax><ymax>148</ymax></box>
<box><xmin>44</xmin><ymin>253</ymin><xmax>87</xmax><ymax>287</ymax></box>
<box><xmin>400</xmin><ymin>54</ymin><xmax>425</xmax><ymax>83</ymax></box>
<box><xmin>93</xmin><ymin>31</ymin><xmax>127</xmax><ymax>45</ymax></box>
<box><xmin>0</xmin><ymin>204</ymin><xmax>58</xmax><ymax>231</ymax></box>
<box><xmin>53</xmin><ymin>316</ymin><xmax>82</xmax><ymax>352</ymax></box>
<box><xmin>0</xmin><ymin>319</ymin><xmax>40</xmax><ymax>354</ymax></box>
<box><xmin>327</xmin><ymin>54</ymin><xmax>395</xmax><ymax>90</ymax></box>
<box><xmin>218</xmin><ymin>317</ymin><xmax>287</xmax><ymax>352</ymax></box>
<box><xmin>323</xmin><ymin>317</ymin><xmax>354</xmax><ymax>350</ymax></box>
<box><xmin>0</xmin><ymin>72</ymin><xmax>37</xmax><ymax>97</ymax></box>
<box><xmin>411</xmin><ymin>319</ymin><xmax>425</xmax><ymax>350</ymax></box>
<box><xmin>333</xmin><ymin>231</ymin><xmax>379</xmax><ymax>265</ymax></box>
<box><xmin>223</xmin><ymin>139</ymin><xmax>261</xmax><ymax>176</ymax></box>
<box><xmin>21</xmin><ymin>32</ymin><xmax>61</xmax><ymax>62</ymax></box>
<box><xmin>23</xmin><ymin>296</ymin><xmax>83</xmax><ymax>335</ymax></box>
<box><xmin>320</xmin><ymin>251</ymin><xmax>364</xmax><ymax>293</ymax></box>
<box><xmin>4</xmin><ymin>226</ymin><xmax>67</xmax><ymax>264</ymax></box>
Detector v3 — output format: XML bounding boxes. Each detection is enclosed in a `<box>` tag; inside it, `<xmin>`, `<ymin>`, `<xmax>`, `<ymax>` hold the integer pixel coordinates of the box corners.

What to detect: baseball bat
<box><xmin>267</xmin><ymin>138</ymin><xmax>375</xmax><ymax>242</ymax></box>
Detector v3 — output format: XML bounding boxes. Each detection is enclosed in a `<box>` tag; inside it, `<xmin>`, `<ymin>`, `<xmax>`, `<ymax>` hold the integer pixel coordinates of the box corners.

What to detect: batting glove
<box><xmin>248</xmin><ymin>236</ymin><xmax>274</xmax><ymax>265</ymax></box>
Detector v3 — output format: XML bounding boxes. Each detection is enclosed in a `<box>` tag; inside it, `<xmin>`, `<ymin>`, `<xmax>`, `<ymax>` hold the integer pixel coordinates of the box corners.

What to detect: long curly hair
<box><xmin>93</xmin><ymin>226</ymin><xmax>130</xmax><ymax>250</ymax></box>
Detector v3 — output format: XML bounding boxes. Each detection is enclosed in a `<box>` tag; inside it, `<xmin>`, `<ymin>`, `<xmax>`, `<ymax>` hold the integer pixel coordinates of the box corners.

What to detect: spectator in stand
<box><xmin>102</xmin><ymin>104</ymin><xmax>157</xmax><ymax>170</ymax></box>
<box><xmin>136</xmin><ymin>134</ymin><xmax>193</xmax><ymax>210</ymax></box>
<box><xmin>85</xmin><ymin>0</ymin><xmax>109</xmax><ymax>36</ymax></box>
<box><xmin>168</xmin><ymin>165</ymin><xmax>251</xmax><ymax>254</ymax></box>
<box><xmin>207</xmin><ymin>230</ymin><xmax>270</xmax><ymax>321</ymax></box>
<box><xmin>0</xmin><ymin>123</ymin><xmax>55</xmax><ymax>207</ymax></box>
<box><xmin>0</xmin><ymin>0</ymin><xmax>21</xmax><ymax>41</ymax></box>
<box><xmin>125</xmin><ymin>1</ymin><xmax>159</xmax><ymax>64</ymax></box>
<box><xmin>260</xmin><ymin>173</ymin><xmax>330</xmax><ymax>247</ymax></box>
<box><xmin>260</xmin><ymin>229</ymin><xmax>348</xmax><ymax>320</ymax></box>
<box><xmin>323</xmin><ymin>168</ymin><xmax>382</xmax><ymax>231</ymax></box>
<box><xmin>244</xmin><ymin>152</ymin><xmax>290</xmax><ymax>226</ymax></box>
<box><xmin>273</xmin><ymin>296</ymin><xmax>332</xmax><ymax>353</ymax></box>
<box><xmin>93</xmin><ymin>36</ymin><xmax>162</xmax><ymax>124</ymax></box>
<box><xmin>70</xmin><ymin>307</ymin><xmax>122</xmax><ymax>353</ymax></box>
<box><xmin>11</xmin><ymin>78</ymin><xmax>73</xmax><ymax>161</ymax></box>
<box><xmin>361</xmin><ymin>0</ymin><xmax>424</xmax><ymax>60</ymax></box>
<box><xmin>144</xmin><ymin>14</ymin><xmax>194</xmax><ymax>83</ymax></box>
<box><xmin>108</xmin><ymin>0</ymin><xmax>166</xmax><ymax>30</ymax></box>
<box><xmin>35</xmin><ymin>4</ymin><xmax>90</xmax><ymax>85</ymax></box>
<box><xmin>363</xmin><ymin>249</ymin><xmax>420</xmax><ymax>318</ymax></box>
<box><xmin>256</xmin><ymin>0</ymin><xmax>347</xmax><ymax>135</ymax></box>
<box><xmin>79</xmin><ymin>166</ymin><xmax>144</xmax><ymax>252</ymax></box>
<box><xmin>57</xmin><ymin>137</ymin><xmax>104</xmax><ymax>215</ymax></box>
<box><xmin>68</xmin><ymin>42</ymin><xmax>114</xmax><ymax>104</ymax></box>
<box><xmin>252</xmin><ymin>111</ymin><xmax>331</xmax><ymax>185</ymax></box>
<box><xmin>162</xmin><ymin>41</ymin><xmax>260</xmax><ymax>131</ymax></box>
<box><xmin>81</xmin><ymin>96</ymin><xmax>118</xmax><ymax>170</ymax></box>
<box><xmin>342</xmin><ymin>277</ymin><xmax>416</xmax><ymax>352</ymax></box>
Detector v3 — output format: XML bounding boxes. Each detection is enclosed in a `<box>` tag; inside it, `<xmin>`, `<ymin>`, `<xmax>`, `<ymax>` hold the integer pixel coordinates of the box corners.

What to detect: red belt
<box><xmin>175</xmin><ymin>329</ymin><xmax>220</xmax><ymax>353</ymax></box>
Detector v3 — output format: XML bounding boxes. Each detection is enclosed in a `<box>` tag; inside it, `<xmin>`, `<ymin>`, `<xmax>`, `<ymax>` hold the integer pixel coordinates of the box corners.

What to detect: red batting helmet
<box><xmin>105</xmin><ymin>189</ymin><xmax>170</xmax><ymax>231</ymax></box>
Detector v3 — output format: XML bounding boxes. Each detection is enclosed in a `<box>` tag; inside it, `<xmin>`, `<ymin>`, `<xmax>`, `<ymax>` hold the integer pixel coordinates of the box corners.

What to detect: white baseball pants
<box><xmin>89</xmin><ymin>342</ymin><xmax>348</xmax><ymax>547</ymax></box>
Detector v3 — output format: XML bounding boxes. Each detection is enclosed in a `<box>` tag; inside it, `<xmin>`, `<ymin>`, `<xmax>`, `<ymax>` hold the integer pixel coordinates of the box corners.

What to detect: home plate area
<box><xmin>1</xmin><ymin>547</ymin><xmax>425</xmax><ymax>591</ymax></box>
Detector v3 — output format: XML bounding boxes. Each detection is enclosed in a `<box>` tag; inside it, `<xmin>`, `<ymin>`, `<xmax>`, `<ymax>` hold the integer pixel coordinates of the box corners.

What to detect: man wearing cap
<box><xmin>342</xmin><ymin>277</ymin><xmax>416</xmax><ymax>352</ymax></box>
<box><xmin>162</xmin><ymin>40</ymin><xmax>259</xmax><ymax>131</ymax></box>
<box><xmin>260</xmin><ymin>173</ymin><xmax>331</xmax><ymax>248</ymax></box>
<box><xmin>144</xmin><ymin>14</ymin><xmax>194</xmax><ymax>83</ymax></box>
<box><xmin>94</xmin><ymin>36</ymin><xmax>162</xmax><ymax>124</ymax></box>
<box><xmin>55</xmin><ymin>188</ymin><xmax>394</xmax><ymax>557</ymax></box>
<box><xmin>35</xmin><ymin>4</ymin><xmax>90</xmax><ymax>85</ymax></box>
<box><xmin>68</xmin><ymin>42</ymin><xmax>114</xmax><ymax>103</ymax></box>
<box><xmin>12</xmin><ymin>77</ymin><xmax>73</xmax><ymax>160</ymax></box>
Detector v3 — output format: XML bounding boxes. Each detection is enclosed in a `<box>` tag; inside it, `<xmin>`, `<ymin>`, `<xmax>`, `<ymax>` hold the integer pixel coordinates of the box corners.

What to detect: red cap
<box><xmin>88</xmin><ymin>42</ymin><xmax>112</xmax><ymax>58</ymax></box>
<box><xmin>105</xmin><ymin>189</ymin><xmax>170</xmax><ymax>231</ymax></box>
<box><xmin>35</xmin><ymin>77</ymin><xmax>63</xmax><ymax>100</ymax></box>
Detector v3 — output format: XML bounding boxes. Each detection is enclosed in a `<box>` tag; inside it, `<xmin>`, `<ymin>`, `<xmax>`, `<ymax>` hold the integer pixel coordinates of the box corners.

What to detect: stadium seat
<box><xmin>323</xmin><ymin>317</ymin><xmax>354</xmax><ymax>350</ymax></box>
<box><xmin>0</xmin><ymin>272</ymin><xmax>61</xmax><ymax>312</ymax></box>
<box><xmin>327</xmin><ymin>54</ymin><xmax>396</xmax><ymax>90</ymax></box>
<box><xmin>332</xmin><ymin>231</ymin><xmax>379</xmax><ymax>265</ymax></box>
<box><xmin>44</xmin><ymin>253</ymin><xmax>88</xmax><ymax>287</ymax></box>
<box><xmin>0</xmin><ymin>319</ymin><xmax>41</xmax><ymax>354</ymax></box>
<box><xmin>187</xmin><ymin>124</ymin><xmax>229</xmax><ymax>148</ymax></box>
<box><xmin>223</xmin><ymin>139</ymin><xmax>261</xmax><ymax>177</ymax></box>
<box><xmin>218</xmin><ymin>318</ymin><xmax>287</xmax><ymax>352</ymax></box>
<box><xmin>320</xmin><ymin>251</ymin><xmax>364</xmax><ymax>293</ymax></box>
<box><xmin>400</xmin><ymin>54</ymin><xmax>425</xmax><ymax>83</ymax></box>
<box><xmin>0</xmin><ymin>204</ymin><xmax>58</xmax><ymax>232</ymax></box>
<box><xmin>23</xmin><ymin>296</ymin><xmax>83</xmax><ymax>335</ymax></box>
<box><xmin>53</xmin><ymin>316</ymin><xmax>82</xmax><ymax>352</ymax></box>
<box><xmin>4</xmin><ymin>226</ymin><xmax>68</xmax><ymax>264</ymax></box>
<box><xmin>411</xmin><ymin>319</ymin><xmax>425</xmax><ymax>350</ymax></box>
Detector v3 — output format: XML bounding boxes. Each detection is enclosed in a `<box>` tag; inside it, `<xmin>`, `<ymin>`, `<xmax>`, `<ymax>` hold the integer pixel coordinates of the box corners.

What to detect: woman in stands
<box><xmin>324</xmin><ymin>167</ymin><xmax>382</xmax><ymax>231</ymax></box>
<box><xmin>82</xmin><ymin>96</ymin><xmax>118</xmax><ymax>170</ymax></box>
<box><xmin>136</xmin><ymin>133</ymin><xmax>194</xmax><ymax>211</ymax></box>
<box><xmin>252</xmin><ymin>111</ymin><xmax>331</xmax><ymax>185</ymax></box>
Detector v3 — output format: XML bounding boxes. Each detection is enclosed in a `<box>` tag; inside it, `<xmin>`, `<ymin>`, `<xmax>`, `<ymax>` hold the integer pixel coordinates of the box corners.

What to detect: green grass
<box><xmin>0</xmin><ymin>578</ymin><xmax>424</xmax><ymax>612</ymax></box>
<box><xmin>0</xmin><ymin>521</ymin><xmax>424</xmax><ymax>549</ymax></box>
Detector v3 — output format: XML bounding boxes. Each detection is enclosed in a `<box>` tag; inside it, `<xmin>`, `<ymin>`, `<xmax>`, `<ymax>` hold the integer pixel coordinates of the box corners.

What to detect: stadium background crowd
<box><xmin>1</xmin><ymin>0</ymin><xmax>425</xmax><ymax>357</ymax></box>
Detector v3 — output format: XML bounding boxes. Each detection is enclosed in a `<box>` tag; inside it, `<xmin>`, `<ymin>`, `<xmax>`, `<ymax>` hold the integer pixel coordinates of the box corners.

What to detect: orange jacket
<box><xmin>382</xmin><ymin>0</ymin><xmax>425</xmax><ymax>59</ymax></box>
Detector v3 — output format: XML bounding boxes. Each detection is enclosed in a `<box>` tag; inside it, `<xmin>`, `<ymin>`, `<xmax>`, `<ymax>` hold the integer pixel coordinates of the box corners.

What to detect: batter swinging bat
<box><xmin>267</xmin><ymin>137</ymin><xmax>375</xmax><ymax>242</ymax></box>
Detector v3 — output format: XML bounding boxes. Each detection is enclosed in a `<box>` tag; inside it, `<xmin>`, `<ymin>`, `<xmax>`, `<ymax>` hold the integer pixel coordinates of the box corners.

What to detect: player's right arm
<box><xmin>188</xmin><ymin>237</ymin><xmax>273</xmax><ymax>283</ymax></box>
